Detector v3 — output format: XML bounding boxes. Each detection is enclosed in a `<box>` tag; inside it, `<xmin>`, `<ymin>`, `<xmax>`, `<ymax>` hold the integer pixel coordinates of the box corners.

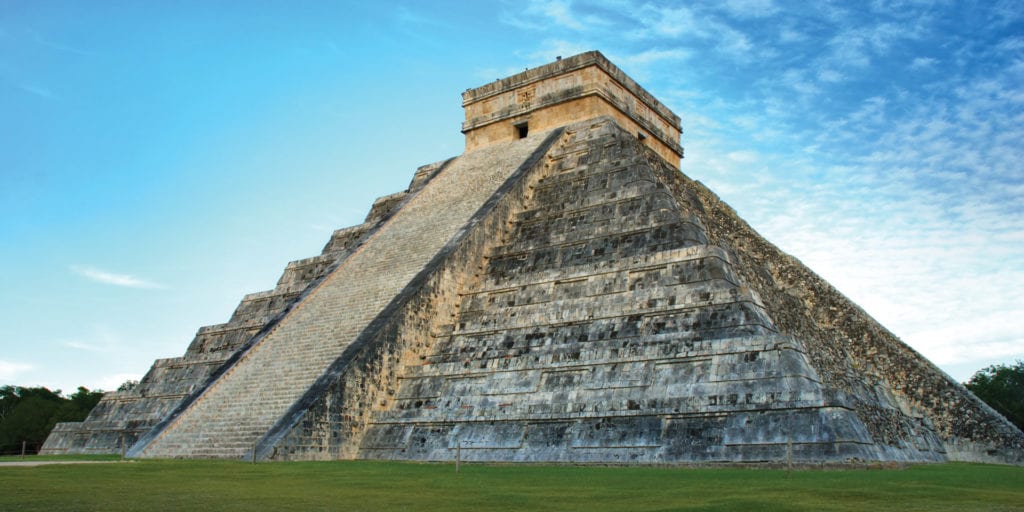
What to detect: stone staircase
<box><xmin>42</xmin><ymin>159</ymin><xmax>448</xmax><ymax>456</ymax></box>
<box><xmin>45</xmin><ymin>182</ymin><xmax>422</xmax><ymax>456</ymax></box>
<box><xmin>135</xmin><ymin>132</ymin><xmax>559</xmax><ymax>459</ymax></box>
<box><xmin>356</xmin><ymin>119</ymin><xmax>885</xmax><ymax>463</ymax></box>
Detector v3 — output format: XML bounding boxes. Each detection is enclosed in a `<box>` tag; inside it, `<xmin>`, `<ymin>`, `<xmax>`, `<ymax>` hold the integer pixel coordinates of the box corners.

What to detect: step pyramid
<box><xmin>48</xmin><ymin>51</ymin><xmax>1023</xmax><ymax>464</ymax></box>
<box><xmin>40</xmin><ymin>167</ymin><xmax>428</xmax><ymax>455</ymax></box>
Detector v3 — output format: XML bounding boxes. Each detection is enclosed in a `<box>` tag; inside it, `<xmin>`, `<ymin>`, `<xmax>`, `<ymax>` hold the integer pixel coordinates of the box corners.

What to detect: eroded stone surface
<box><xmin>130</xmin><ymin>130</ymin><xmax>560</xmax><ymax>459</ymax></box>
<box><xmin>40</xmin><ymin>162</ymin><xmax>434</xmax><ymax>456</ymax></box>
<box><xmin>45</xmin><ymin>52</ymin><xmax>1024</xmax><ymax>465</ymax></box>
<box><xmin>348</xmin><ymin>120</ymin><xmax>937</xmax><ymax>463</ymax></box>
<box><xmin>462</xmin><ymin>51</ymin><xmax>682</xmax><ymax>166</ymax></box>
<box><xmin>653</xmin><ymin>160</ymin><xmax>1024</xmax><ymax>464</ymax></box>
<box><xmin>271</xmin><ymin>118</ymin><xmax>1021</xmax><ymax>464</ymax></box>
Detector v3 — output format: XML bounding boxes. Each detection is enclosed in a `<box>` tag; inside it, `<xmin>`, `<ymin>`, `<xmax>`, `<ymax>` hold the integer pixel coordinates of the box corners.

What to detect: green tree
<box><xmin>0</xmin><ymin>386</ymin><xmax>19</xmax><ymax>423</ymax></box>
<box><xmin>0</xmin><ymin>386</ymin><xmax>63</xmax><ymax>423</ymax></box>
<box><xmin>0</xmin><ymin>396</ymin><xmax>60</xmax><ymax>452</ymax></box>
<box><xmin>965</xmin><ymin>361</ymin><xmax>1024</xmax><ymax>432</ymax></box>
<box><xmin>0</xmin><ymin>385</ymin><xmax>104</xmax><ymax>454</ymax></box>
<box><xmin>57</xmin><ymin>387</ymin><xmax>104</xmax><ymax>422</ymax></box>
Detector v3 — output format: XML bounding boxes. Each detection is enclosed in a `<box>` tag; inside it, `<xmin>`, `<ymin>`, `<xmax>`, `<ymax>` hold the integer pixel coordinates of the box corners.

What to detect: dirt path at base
<box><xmin>0</xmin><ymin>460</ymin><xmax>126</xmax><ymax>467</ymax></box>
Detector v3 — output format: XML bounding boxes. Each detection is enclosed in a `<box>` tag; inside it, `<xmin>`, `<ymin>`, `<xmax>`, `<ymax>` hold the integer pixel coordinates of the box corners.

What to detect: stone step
<box><xmin>137</xmin><ymin>131</ymin><xmax>559</xmax><ymax>459</ymax></box>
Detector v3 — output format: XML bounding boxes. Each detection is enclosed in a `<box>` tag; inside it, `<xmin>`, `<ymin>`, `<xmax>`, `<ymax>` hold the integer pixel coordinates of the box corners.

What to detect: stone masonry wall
<box><xmin>266</xmin><ymin>130</ymin><xmax>564</xmax><ymax>460</ymax></box>
<box><xmin>41</xmin><ymin>161</ymin><xmax>443</xmax><ymax>455</ymax></box>
<box><xmin>131</xmin><ymin>129</ymin><xmax>560</xmax><ymax>459</ymax></box>
<box><xmin>462</xmin><ymin>51</ymin><xmax>682</xmax><ymax>166</ymax></box>
<box><xmin>246</xmin><ymin>118</ymin><xmax>950</xmax><ymax>464</ymax></box>
<box><xmin>351</xmin><ymin>118</ymin><xmax>921</xmax><ymax>464</ymax></box>
<box><xmin>645</xmin><ymin>149</ymin><xmax>1024</xmax><ymax>465</ymax></box>
<box><xmin>53</xmin><ymin>109</ymin><xmax>1021</xmax><ymax>464</ymax></box>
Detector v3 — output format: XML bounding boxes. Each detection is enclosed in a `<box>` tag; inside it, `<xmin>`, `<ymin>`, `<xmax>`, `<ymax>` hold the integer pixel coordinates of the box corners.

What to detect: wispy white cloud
<box><xmin>781</xmin><ymin>68</ymin><xmax>821</xmax><ymax>96</ymax></box>
<box><xmin>614</xmin><ymin>48</ymin><xmax>691</xmax><ymax>67</ymax></box>
<box><xmin>995</xmin><ymin>36</ymin><xmax>1024</xmax><ymax>53</ymax></box>
<box><xmin>501</xmin><ymin>0</ymin><xmax>770</xmax><ymax>64</ymax></box>
<box><xmin>779</xmin><ymin>26</ymin><xmax>806</xmax><ymax>43</ymax></box>
<box><xmin>988</xmin><ymin>0</ymin><xmax>1024</xmax><ymax>27</ymax></box>
<box><xmin>64</xmin><ymin>340</ymin><xmax>110</xmax><ymax>352</ymax></box>
<box><xmin>95</xmin><ymin>373</ymin><xmax>142</xmax><ymax>393</ymax></box>
<box><xmin>473</xmin><ymin>65</ymin><xmax>529</xmax><ymax>83</ymax></box>
<box><xmin>0</xmin><ymin>360</ymin><xmax>34</xmax><ymax>381</ymax></box>
<box><xmin>909</xmin><ymin>56</ymin><xmax>937</xmax><ymax>70</ymax></box>
<box><xmin>393</xmin><ymin>6</ymin><xmax>439</xmax><ymax>27</ymax></box>
<box><xmin>19</xmin><ymin>83</ymin><xmax>60</xmax><ymax>100</ymax></box>
<box><xmin>713</xmin><ymin>71</ymin><xmax>1023</xmax><ymax>379</ymax></box>
<box><xmin>817</xmin><ymin>69</ymin><xmax>845</xmax><ymax>83</ymax></box>
<box><xmin>502</xmin><ymin>0</ymin><xmax>609</xmax><ymax>31</ymax></box>
<box><xmin>609</xmin><ymin>48</ymin><xmax>691</xmax><ymax>81</ymax></box>
<box><xmin>726</xmin><ymin>150</ymin><xmax>759</xmax><ymax>163</ymax></box>
<box><xmin>648</xmin><ymin>1</ymin><xmax>1024</xmax><ymax>380</ymax></box>
<box><xmin>709</xmin><ymin>152</ymin><xmax>1024</xmax><ymax>375</ymax></box>
<box><xmin>70</xmin><ymin>265</ymin><xmax>165</xmax><ymax>289</ymax></box>
<box><xmin>826</xmin><ymin>32</ymin><xmax>872</xmax><ymax>68</ymax></box>
<box><xmin>28</xmin><ymin>29</ymin><xmax>97</xmax><ymax>57</ymax></box>
<box><xmin>718</xmin><ymin>0</ymin><xmax>779</xmax><ymax>19</ymax></box>
<box><xmin>525</xmin><ymin>40</ymin><xmax>593</xmax><ymax>65</ymax></box>
<box><xmin>61</xmin><ymin>324</ymin><xmax>124</xmax><ymax>353</ymax></box>
<box><xmin>823</xmin><ymin>20</ymin><xmax>927</xmax><ymax>71</ymax></box>
<box><xmin>632</xmin><ymin>5</ymin><xmax>702</xmax><ymax>39</ymax></box>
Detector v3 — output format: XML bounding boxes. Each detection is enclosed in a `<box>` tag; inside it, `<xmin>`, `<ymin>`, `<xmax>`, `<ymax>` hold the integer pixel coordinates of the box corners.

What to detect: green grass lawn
<box><xmin>1</xmin><ymin>459</ymin><xmax>1022</xmax><ymax>511</ymax></box>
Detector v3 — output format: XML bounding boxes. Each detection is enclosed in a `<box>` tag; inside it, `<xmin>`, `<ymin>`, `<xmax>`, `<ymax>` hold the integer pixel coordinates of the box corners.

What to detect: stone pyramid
<box><xmin>44</xmin><ymin>51</ymin><xmax>1023</xmax><ymax>465</ymax></box>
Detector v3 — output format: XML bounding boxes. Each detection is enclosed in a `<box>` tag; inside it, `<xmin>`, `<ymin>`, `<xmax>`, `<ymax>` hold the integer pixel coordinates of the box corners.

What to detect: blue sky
<box><xmin>1</xmin><ymin>0</ymin><xmax>1021</xmax><ymax>394</ymax></box>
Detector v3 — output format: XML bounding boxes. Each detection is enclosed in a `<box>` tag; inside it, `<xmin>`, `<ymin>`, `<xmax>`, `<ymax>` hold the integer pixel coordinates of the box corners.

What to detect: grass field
<box><xmin>2</xmin><ymin>458</ymin><xmax>1022</xmax><ymax>511</ymax></box>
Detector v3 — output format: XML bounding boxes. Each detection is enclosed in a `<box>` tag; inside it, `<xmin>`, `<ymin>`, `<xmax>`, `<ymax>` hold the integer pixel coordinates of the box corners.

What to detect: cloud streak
<box><xmin>0</xmin><ymin>360</ymin><xmax>34</xmax><ymax>381</ymax></box>
<box><xmin>64</xmin><ymin>340</ymin><xmax>109</xmax><ymax>352</ymax></box>
<box><xmin>18</xmin><ymin>83</ymin><xmax>60</xmax><ymax>100</ymax></box>
<box><xmin>96</xmin><ymin>373</ymin><xmax>142</xmax><ymax>393</ymax></box>
<box><xmin>28</xmin><ymin>29</ymin><xmax>97</xmax><ymax>57</ymax></box>
<box><xmin>70</xmin><ymin>265</ymin><xmax>165</xmax><ymax>289</ymax></box>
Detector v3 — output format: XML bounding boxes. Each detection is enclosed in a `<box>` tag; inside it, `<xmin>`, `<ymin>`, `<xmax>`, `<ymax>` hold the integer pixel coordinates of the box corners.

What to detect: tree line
<box><xmin>0</xmin><ymin>385</ymin><xmax>103</xmax><ymax>455</ymax></box>
<box><xmin>964</xmin><ymin>361</ymin><xmax>1023</xmax><ymax>433</ymax></box>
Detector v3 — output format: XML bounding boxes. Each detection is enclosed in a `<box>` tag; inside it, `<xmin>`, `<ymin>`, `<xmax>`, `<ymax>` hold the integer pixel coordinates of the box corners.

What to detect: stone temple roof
<box><xmin>461</xmin><ymin>51</ymin><xmax>683</xmax><ymax>167</ymax></box>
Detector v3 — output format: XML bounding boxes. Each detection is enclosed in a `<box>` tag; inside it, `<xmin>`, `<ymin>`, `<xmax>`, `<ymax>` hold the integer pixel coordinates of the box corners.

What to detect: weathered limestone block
<box><xmin>462</xmin><ymin>51</ymin><xmax>682</xmax><ymax>165</ymax></box>
<box><xmin>51</xmin><ymin>51</ymin><xmax>1022</xmax><ymax>465</ymax></box>
<box><xmin>644</xmin><ymin>130</ymin><xmax>1023</xmax><ymax>464</ymax></box>
<box><xmin>342</xmin><ymin>119</ymin><xmax>903</xmax><ymax>464</ymax></box>
<box><xmin>262</xmin><ymin>131</ymin><xmax>562</xmax><ymax>461</ymax></box>
<box><xmin>129</xmin><ymin>128</ymin><xmax>562</xmax><ymax>460</ymax></box>
<box><xmin>42</xmin><ymin>159</ymin><xmax>444</xmax><ymax>455</ymax></box>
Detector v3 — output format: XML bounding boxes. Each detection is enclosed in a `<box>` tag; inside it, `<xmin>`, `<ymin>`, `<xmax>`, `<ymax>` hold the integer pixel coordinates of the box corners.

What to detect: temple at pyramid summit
<box><xmin>43</xmin><ymin>51</ymin><xmax>1024</xmax><ymax>464</ymax></box>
